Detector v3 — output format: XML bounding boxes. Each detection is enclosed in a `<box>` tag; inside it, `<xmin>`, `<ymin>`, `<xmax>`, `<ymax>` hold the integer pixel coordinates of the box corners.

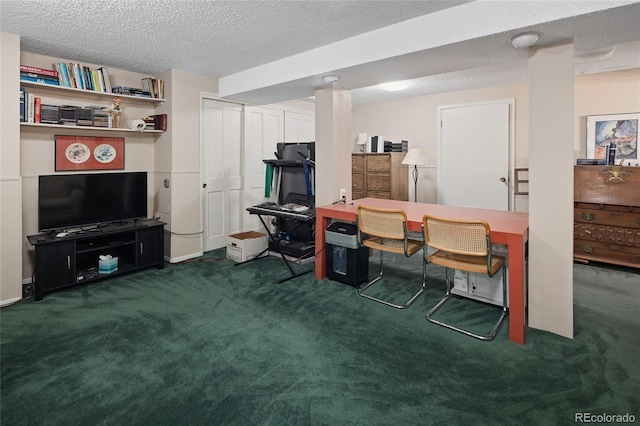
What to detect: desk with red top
<box><xmin>314</xmin><ymin>198</ymin><xmax>530</xmax><ymax>345</ymax></box>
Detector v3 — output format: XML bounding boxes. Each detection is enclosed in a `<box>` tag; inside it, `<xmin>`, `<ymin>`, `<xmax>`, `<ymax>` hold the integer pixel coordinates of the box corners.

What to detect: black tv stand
<box><xmin>27</xmin><ymin>219</ymin><xmax>165</xmax><ymax>301</ymax></box>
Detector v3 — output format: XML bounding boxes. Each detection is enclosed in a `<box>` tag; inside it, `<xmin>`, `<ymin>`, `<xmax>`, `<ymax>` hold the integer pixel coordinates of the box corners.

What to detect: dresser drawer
<box><xmin>352</xmin><ymin>155</ymin><xmax>364</xmax><ymax>173</ymax></box>
<box><xmin>352</xmin><ymin>173</ymin><xmax>364</xmax><ymax>191</ymax></box>
<box><xmin>575</xmin><ymin>207</ymin><xmax>640</xmax><ymax>229</ymax></box>
<box><xmin>366</xmin><ymin>155</ymin><xmax>390</xmax><ymax>173</ymax></box>
<box><xmin>574</xmin><ymin>223</ymin><xmax>640</xmax><ymax>248</ymax></box>
<box><xmin>367</xmin><ymin>175</ymin><xmax>391</xmax><ymax>193</ymax></box>
<box><xmin>574</xmin><ymin>239</ymin><xmax>640</xmax><ymax>266</ymax></box>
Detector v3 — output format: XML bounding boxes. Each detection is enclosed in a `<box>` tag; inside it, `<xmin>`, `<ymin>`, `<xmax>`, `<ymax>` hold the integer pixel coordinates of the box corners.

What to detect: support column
<box><xmin>314</xmin><ymin>87</ymin><xmax>352</xmax><ymax>207</ymax></box>
<box><xmin>528</xmin><ymin>41</ymin><xmax>575</xmax><ymax>338</ymax></box>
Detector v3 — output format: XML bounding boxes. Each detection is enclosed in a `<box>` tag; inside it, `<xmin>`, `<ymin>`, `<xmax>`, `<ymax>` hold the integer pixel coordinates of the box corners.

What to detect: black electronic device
<box><xmin>38</xmin><ymin>171</ymin><xmax>147</xmax><ymax>232</ymax></box>
<box><xmin>276</xmin><ymin>142</ymin><xmax>315</xmax><ymax>204</ymax></box>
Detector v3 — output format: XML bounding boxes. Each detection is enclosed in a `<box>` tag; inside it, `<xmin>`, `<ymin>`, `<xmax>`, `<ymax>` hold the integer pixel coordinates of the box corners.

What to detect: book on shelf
<box><xmin>27</xmin><ymin>93</ymin><xmax>35</xmax><ymax>123</ymax></box>
<box><xmin>98</xmin><ymin>67</ymin><xmax>112</xmax><ymax>93</ymax></box>
<box><xmin>20</xmin><ymin>71</ymin><xmax>59</xmax><ymax>82</ymax></box>
<box><xmin>52</xmin><ymin>62</ymin><xmax>113</xmax><ymax>93</ymax></box>
<box><xmin>112</xmin><ymin>85</ymin><xmax>152</xmax><ymax>97</ymax></box>
<box><xmin>20</xmin><ymin>65</ymin><xmax>58</xmax><ymax>79</ymax></box>
<box><xmin>19</xmin><ymin>75</ymin><xmax>61</xmax><ymax>86</ymax></box>
<box><xmin>143</xmin><ymin>116</ymin><xmax>156</xmax><ymax>130</ymax></box>
<box><xmin>34</xmin><ymin>97</ymin><xmax>42</xmax><ymax>123</ymax></box>
<box><xmin>19</xmin><ymin>87</ymin><xmax>26</xmax><ymax>122</ymax></box>
<box><xmin>141</xmin><ymin>77</ymin><xmax>164</xmax><ymax>99</ymax></box>
<box><xmin>152</xmin><ymin>114</ymin><xmax>167</xmax><ymax>131</ymax></box>
<box><xmin>71</xmin><ymin>63</ymin><xmax>84</xmax><ymax>90</ymax></box>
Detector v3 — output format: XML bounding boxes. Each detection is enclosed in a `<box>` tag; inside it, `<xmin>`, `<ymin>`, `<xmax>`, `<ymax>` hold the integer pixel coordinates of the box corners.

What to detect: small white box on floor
<box><xmin>226</xmin><ymin>231</ymin><xmax>268</xmax><ymax>262</ymax></box>
<box><xmin>450</xmin><ymin>245</ymin><xmax>527</xmax><ymax>307</ymax></box>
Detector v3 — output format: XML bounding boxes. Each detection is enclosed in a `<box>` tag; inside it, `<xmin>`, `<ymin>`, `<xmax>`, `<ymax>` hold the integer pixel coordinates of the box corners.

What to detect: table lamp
<box><xmin>401</xmin><ymin>148</ymin><xmax>426</xmax><ymax>202</ymax></box>
<box><xmin>356</xmin><ymin>133</ymin><xmax>367</xmax><ymax>152</ymax></box>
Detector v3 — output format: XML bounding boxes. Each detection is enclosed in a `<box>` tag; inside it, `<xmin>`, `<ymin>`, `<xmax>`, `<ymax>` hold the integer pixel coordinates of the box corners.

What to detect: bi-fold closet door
<box><xmin>202</xmin><ymin>101</ymin><xmax>315</xmax><ymax>251</ymax></box>
<box><xmin>243</xmin><ymin>107</ymin><xmax>315</xmax><ymax>231</ymax></box>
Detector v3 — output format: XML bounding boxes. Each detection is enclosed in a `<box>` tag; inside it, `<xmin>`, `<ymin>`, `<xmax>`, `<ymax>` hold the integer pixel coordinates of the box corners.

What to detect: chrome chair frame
<box><xmin>356</xmin><ymin>206</ymin><xmax>425</xmax><ymax>309</ymax></box>
<box><xmin>423</xmin><ymin>215</ymin><xmax>507</xmax><ymax>340</ymax></box>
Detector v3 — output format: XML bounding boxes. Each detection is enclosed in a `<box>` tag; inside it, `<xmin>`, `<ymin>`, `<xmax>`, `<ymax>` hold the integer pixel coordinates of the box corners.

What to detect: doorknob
<box><xmin>202</xmin><ymin>183</ymin><xmax>207</xmax><ymax>188</ymax></box>
<box><xmin>500</xmin><ymin>177</ymin><xmax>507</xmax><ymax>182</ymax></box>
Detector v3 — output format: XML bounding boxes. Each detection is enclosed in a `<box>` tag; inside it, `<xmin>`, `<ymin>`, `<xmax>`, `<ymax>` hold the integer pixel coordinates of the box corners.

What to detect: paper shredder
<box><xmin>325</xmin><ymin>222</ymin><xmax>368</xmax><ymax>287</ymax></box>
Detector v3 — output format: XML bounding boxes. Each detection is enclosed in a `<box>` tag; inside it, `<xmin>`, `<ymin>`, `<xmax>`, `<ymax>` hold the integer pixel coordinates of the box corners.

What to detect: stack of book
<box><xmin>383</xmin><ymin>140</ymin><xmax>408</xmax><ymax>153</ymax></box>
<box><xmin>20</xmin><ymin>65</ymin><xmax>60</xmax><ymax>86</ymax></box>
<box><xmin>20</xmin><ymin>87</ymin><xmax>42</xmax><ymax>123</ymax></box>
<box><xmin>112</xmin><ymin>86</ymin><xmax>152</xmax><ymax>98</ymax></box>
<box><xmin>142</xmin><ymin>116</ymin><xmax>156</xmax><ymax>130</ymax></box>
<box><xmin>52</xmin><ymin>62</ymin><xmax>112</xmax><ymax>93</ymax></box>
<box><xmin>141</xmin><ymin>114</ymin><xmax>167</xmax><ymax>131</ymax></box>
<box><xmin>153</xmin><ymin>114</ymin><xmax>167</xmax><ymax>131</ymax></box>
<box><xmin>141</xmin><ymin>77</ymin><xmax>164</xmax><ymax>99</ymax></box>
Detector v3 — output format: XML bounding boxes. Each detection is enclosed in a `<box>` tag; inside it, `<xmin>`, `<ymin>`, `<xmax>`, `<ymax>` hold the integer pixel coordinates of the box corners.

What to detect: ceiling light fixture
<box><xmin>575</xmin><ymin>46</ymin><xmax>616</xmax><ymax>62</ymax></box>
<box><xmin>379</xmin><ymin>81</ymin><xmax>408</xmax><ymax>92</ymax></box>
<box><xmin>509</xmin><ymin>31</ymin><xmax>541</xmax><ymax>49</ymax></box>
<box><xmin>323</xmin><ymin>75</ymin><xmax>339</xmax><ymax>84</ymax></box>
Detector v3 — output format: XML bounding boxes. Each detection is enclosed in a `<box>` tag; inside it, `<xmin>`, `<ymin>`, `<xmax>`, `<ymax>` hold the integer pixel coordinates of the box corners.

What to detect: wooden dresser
<box><xmin>352</xmin><ymin>153</ymin><xmax>408</xmax><ymax>201</ymax></box>
<box><xmin>574</xmin><ymin>165</ymin><xmax>640</xmax><ymax>269</ymax></box>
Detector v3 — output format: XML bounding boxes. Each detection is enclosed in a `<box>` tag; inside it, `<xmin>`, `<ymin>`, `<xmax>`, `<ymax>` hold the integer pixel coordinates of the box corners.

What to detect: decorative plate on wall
<box><xmin>55</xmin><ymin>136</ymin><xmax>124</xmax><ymax>171</ymax></box>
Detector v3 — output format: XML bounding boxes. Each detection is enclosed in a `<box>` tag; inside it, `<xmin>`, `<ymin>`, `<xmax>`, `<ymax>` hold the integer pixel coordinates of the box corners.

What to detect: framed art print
<box><xmin>55</xmin><ymin>135</ymin><xmax>124</xmax><ymax>171</ymax></box>
<box><xmin>586</xmin><ymin>113</ymin><xmax>639</xmax><ymax>160</ymax></box>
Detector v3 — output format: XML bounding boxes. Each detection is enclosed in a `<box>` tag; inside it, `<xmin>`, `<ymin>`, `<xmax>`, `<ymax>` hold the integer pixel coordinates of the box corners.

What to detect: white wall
<box><xmin>0</xmin><ymin>32</ymin><xmax>23</xmax><ymax>304</ymax></box>
<box><xmin>352</xmin><ymin>69</ymin><xmax>640</xmax><ymax>211</ymax></box>
<box><xmin>352</xmin><ymin>83</ymin><xmax>531</xmax><ymax>210</ymax></box>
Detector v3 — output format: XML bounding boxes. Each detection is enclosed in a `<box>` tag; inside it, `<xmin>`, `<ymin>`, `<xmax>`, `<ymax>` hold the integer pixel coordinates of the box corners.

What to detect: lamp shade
<box><xmin>401</xmin><ymin>148</ymin><xmax>426</xmax><ymax>166</ymax></box>
<box><xmin>357</xmin><ymin>133</ymin><xmax>368</xmax><ymax>145</ymax></box>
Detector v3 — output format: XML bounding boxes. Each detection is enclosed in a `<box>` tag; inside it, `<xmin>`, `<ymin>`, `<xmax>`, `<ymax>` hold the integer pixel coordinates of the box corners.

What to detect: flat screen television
<box><xmin>38</xmin><ymin>172</ymin><xmax>148</xmax><ymax>232</ymax></box>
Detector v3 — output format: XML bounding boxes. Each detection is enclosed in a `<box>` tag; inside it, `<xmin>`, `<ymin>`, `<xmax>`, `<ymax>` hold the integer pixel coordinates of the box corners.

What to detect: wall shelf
<box><xmin>20</xmin><ymin>80</ymin><xmax>164</xmax><ymax>104</ymax></box>
<box><xmin>20</xmin><ymin>122</ymin><xmax>163</xmax><ymax>134</ymax></box>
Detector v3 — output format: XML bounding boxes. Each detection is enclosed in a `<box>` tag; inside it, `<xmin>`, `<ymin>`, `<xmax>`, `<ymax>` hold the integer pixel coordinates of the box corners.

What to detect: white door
<box><xmin>201</xmin><ymin>98</ymin><xmax>243</xmax><ymax>251</ymax></box>
<box><xmin>243</xmin><ymin>106</ymin><xmax>284</xmax><ymax>230</ymax></box>
<box><xmin>438</xmin><ymin>100</ymin><xmax>512</xmax><ymax>210</ymax></box>
<box><xmin>284</xmin><ymin>110</ymin><xmax>315</xmax><ymax>142</ymax></box>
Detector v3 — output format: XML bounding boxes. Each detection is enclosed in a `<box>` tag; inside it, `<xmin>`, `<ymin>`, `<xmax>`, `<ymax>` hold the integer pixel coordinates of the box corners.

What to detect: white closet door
<box><xmin>284</xmin><ymin>110</ymin><xmax>315</xmax><ymax>142</ymax></box>
<box><xmin>201</xmin><ymin>98</ymin><xmax>243</xmax><ymax>251</ymax></box>
<box><xmin>438</xmin><ymin>100</ymin><xmax>512</xmax><ymax>211</ymax></box>
<box><xmin>243</xmin><ymin>106</ymin><xmax>284</xmax><ymax>230</ymax></box>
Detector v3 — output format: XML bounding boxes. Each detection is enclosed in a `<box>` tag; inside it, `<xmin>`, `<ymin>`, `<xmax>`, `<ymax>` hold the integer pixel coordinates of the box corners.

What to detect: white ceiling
<box><xmin>2</xmin><ymin>0</ymin><xmax>639</xmax><ymax>105</ymax></box>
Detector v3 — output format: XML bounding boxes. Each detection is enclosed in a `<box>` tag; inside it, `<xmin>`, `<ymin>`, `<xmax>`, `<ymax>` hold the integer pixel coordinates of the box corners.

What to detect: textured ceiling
<box><xmin>2</xmin><ymin>0</ymin><xmax>639</xmax><ymax>105</ymax></box>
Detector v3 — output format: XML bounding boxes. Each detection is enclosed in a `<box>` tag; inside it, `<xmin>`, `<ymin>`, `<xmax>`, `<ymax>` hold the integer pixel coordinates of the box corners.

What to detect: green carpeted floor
<box><xmin>1</xmin><ymin>249</ymin><xmax>639</xmax><ymax>425</ymax></box>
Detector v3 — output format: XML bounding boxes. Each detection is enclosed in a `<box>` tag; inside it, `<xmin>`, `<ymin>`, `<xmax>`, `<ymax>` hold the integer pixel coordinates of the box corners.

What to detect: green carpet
<box><xmin>1</xmin><ymin>249</ymin><xmax>639</xmax><ymax>425</ymax></box>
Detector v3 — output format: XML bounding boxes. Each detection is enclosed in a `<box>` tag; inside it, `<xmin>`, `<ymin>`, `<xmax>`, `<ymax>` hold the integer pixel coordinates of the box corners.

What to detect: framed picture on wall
<box><xmin>55</xmin><ymin>135</ymin><xmax>124</xmax><ymax>171</ymax></box>
<box><xmin>586</xmin><ymin>113</ymin><xmax>639</xmax><ymax>160</ymax></box>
